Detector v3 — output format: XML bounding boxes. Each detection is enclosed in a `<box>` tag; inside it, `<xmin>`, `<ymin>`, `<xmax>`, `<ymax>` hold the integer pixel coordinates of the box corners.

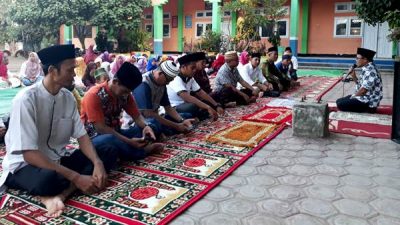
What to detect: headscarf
<box><xmin>0</xmin><ymin>52</ymin><xmax>8</xmax><ymax>79</ymax></box>
<box><xmin>82</xmin><ymin>62</ymin><xmax>97</xmax><ymax>89</ymax></box>
<box><xmin>25</xmin><ymin>52</ymin><xmax>42</xmax><ymax>80</ymax></box>
<box><xmin>212</xmin><ymin>55</ymin><xmax>225</xmax><ymax>71</ymax></box>
<box><xmin>84</xmin><ymin>44</ymin><xmax>97</xmax><ymax>64</ymax></box>
<box><xmin>74</xmin><ymin>57</ymin><xmax>86</xmax><ymax>79</ymax></box>
<box><xmin>146</xmin><ymin>57</ymin><xmax>158</xmax><ymax>72</ymax></box>
<box><xmin>100</xmin><ymin>51</ymin><xmax>112</xmax><ymax>63</ymax></box>
<box><xmin>136</xmin><ymin>56</ymin><xmax>147</xmax><ymax>73</ymax></box>
<box><xmin>239</xmin><ymin>51</ymin><xmax>249</xmax><ymax>65</ymax></box>
<box><xmin>111</xmin><ymin>55</ymin><xmax>126</xmax><ymax>75</ymax></box>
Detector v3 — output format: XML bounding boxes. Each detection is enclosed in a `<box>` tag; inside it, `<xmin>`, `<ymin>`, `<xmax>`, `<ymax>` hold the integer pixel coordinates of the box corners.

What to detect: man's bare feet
<box><xmin>144</xmin><ymin>143</ymin><xmax>164</xmax><ymax>155</ymax></box>
<box><xmin>40</xmin><ymin>196</ymin><xmax>65</xmax><ymax>217</ymax></box>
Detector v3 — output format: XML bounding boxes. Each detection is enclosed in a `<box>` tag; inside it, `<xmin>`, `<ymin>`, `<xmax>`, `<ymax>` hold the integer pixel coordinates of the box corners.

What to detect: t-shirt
<box><xmin>80</xmin><ymin>82</ymin><xmax>140</xmax><ymax>137</ymax></box>
<box><xmin>214</xmin><ymin>63</ymin><xmax>244</xmax><ymax>92</ymax></box>
<box><xmin>167</xmin><ymin>75</ymin><xmax>201</xmax><ymax>107</ymax></box>
<box><xmin>355</xmin><ymin>62</ymin><xmax>383</xmax><ymax>108</ymax></box>
<box><xmin>0</xmin><ymin>81</ymin><xmax>86</xmax><ymax>192</ymax></box>
<box><xmin>133</xmin><ymin>71</ymin><xmax>170</xmax><ymax>112</ymax></box>
<box><xmin>238</xmin><ymin>63</ymin><xmax>267</xmax><ymax>88</ymax></box>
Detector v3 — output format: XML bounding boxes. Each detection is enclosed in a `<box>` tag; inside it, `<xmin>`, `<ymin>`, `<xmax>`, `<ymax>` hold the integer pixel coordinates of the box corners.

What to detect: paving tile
<box><xmin>220</xmin><ymin>199</ymin><xmax>257</xmax><ymax>218</ymax></box>
<box><xmin>374</xmin><ymin>158</ymin><xmax>400</xmax><ymax>168</ymax></box>
<box><xmin>258</xmin><ymin>164</ymin><xmax>288</xmax><ymax>177</ymax></box>
<box><xmin>322</xmin><ymin>157</ymin><xmax>349</xmax><ymax>167</ymax></box>
<box><xmin>287</xmin><ymin>164</ymin><xmax>317</xmax><ymax>176</ymax></box>
<box><xmin>351</xmin><ymin>150</ymin><xmax>375</xmax><ymax>159</ymax></box>
<box><xmin>200</xmin><ymin>213</ymin><xmax>241</xmax><ymax>225</ymax></box>
<box><xmin>259</xmin><ymin>199</ymin><xmax>299</xmax><ymax>218</ymax></box>
<box><xmin>187</xmin><ymin>199</ymin><xmax>218</xmax><ymax>216</ymax></box>
<box><xmin>316</xmin><ymin>164</ymin><xmax>348</xmax><ymax>177</ymax></box>
<box><xmin>326</xmin><ymin>150</ymin><xmax>351</xmax><ymax>159</ymax></box>
<box><xmin>333</xmin><ymin>199</ymin><xmax>377</xmax><ymax>218</ymax></box>
<box><xmin>246</xmin><ymin>174</ymin><xmax>277</xmax><ymax>186</ymax></box>
<box><xmin>372</xmin><ymin>186</ymin><xmax>400</xmax><ymax>200</ymax></box>
<box><xmin>237</xmin><ymin>185</ymin><xmax>269</xmax><ymax>200</ymax></box>
<box><xmin>169</xmin><ymin>214</ymin><xmax>197</xmax><ymax>225</ymax></box>
<box><xmin>278</xmin><ymin>175</ymin><xmax>311</xmax><ymax>187</ymax></box>
<box><xmin>244</xmin><ymin>215</ymin><xmax>283</xmax><ymax>225</ymax></box>
<box><xmin>274</xmin><ymin>150</ymin><xmax>298</xmax><ymax>157</ymax></box>
<box><xmin>232</xmin><ymin>165</ymin><xmax>258</xmax><ymax>176</ymax></box>
<box><xmin>373</xmin><ymin>176</ymin><xmax>400</xmax><ymax>189</ymax></box>
<box><xmin>204</xmin><ymin>186</ymin><xmax>233</xmax><ymax>201</ymax></box>
<box><xmin>266</xmin><ymin>156</ymin><xmax>295</xmax><ymax>167</ymax></box>
<box><xmin>345</xmin><ymin>166</ymin><xmax>375</xmax><ymax>177</ymax></box>
<box><xmin>301</xmin><ymin>150</ymin><xmax>326</xmax><ymax>158</ymax></box>
<box><xmin>346</xmin><ymin>158</ymin><xmax>374</xmax><ymax>167</ymax></box>
<box><xmin>286</xmin><ymin>214</ymin><xmax>328</xmax><ymax>225</ymax></box>
<box><xmin>269</xmin><ymin>185</ymin><xmax>305</xmax><ymax>202</ymax></box>
<box><xmin>245</xmin><ymin>156</ymin><xmax>267</xmax><ymax>166</ymax></box>
<box><xmin>295</xmin><ymin>156</ymin><xmax>322</xmax><ymax>166</ymax></box>
<box><xmin>340</xmin><ymin>175</ymin><xmax>375</xmax><ymax>187</ymax></box>
<box><xmin>326</xmin><ymin>144</ymin><xmax>353</xmax><ymax>151</ymax></box>
<box><xmin>310</xmin><ymin>174</ymin><xmax>341</xmax><ymax>187</ymax></box>
<box><xmin>369</xmin><ymin>215</ymin><xmax>400</xmax><ymax>225</ymax></box>
<box><xmin>295</xmin><ymin>198</ymin><xmax>337</xmax><ymax>218</ymax></box>
<box><xmin>304</xmin><ymin>185</ymin><xmax>341</xmax><ymax>201</ymax></box>
<box><xmin>374</xmin><ymin>149</ymin><xmax>399</xmax><ymax>158</ymax></box>
<box><xmin>328</xmin><ymin>215</ymin><xmax>370</xmax><ymax>225</ymax></box>
<box><xmin>337</xmin><ymin>186</ymin><xmax>376</xmax><ymax>202</ymax></box>
<box><xmin>370</xmin><ymin>199</ymin><xmax>400</xmax><ymax>218</ymax></box>
<box><xmin>374</xmin><ymin>142</ymin><xmax>400</xmax><ymax>151</ymax></box>
<box><xmin>220</xmin><ymin>175</ymin><xmax>247</xmax><ymax>187</ymax></box>
<box><xmin>372</xmin><ymin>167</ymin><xmax>400</xmax><ymax>178</ymax></box>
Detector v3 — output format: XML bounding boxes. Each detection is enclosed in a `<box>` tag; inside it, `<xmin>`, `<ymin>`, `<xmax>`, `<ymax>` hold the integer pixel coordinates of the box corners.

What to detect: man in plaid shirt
<box><xmin>336</xmin><ymin>48</ymin><xmax>383</xmax><ymax>113</ymax></box>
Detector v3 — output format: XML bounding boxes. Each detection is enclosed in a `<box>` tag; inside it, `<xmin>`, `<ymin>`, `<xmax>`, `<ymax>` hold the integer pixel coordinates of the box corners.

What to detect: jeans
<box><xmin>336</xmin><ymin>95</ymin><xmax>376</xmax><ymax>113</ymax></box>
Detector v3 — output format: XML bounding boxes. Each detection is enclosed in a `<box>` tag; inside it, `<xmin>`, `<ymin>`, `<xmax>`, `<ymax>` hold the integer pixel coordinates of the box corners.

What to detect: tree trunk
<box><xmin>75</xmin><ymin>25</ymin><xmax>87</xmax><ymax>50</ymax></box>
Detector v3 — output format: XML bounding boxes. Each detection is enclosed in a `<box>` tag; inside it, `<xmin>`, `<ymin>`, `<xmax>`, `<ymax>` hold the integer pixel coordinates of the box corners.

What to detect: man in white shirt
<box><xmin>284</xmin><ymin>47</ymin><xmax>299</xmax><ymax>81</ymax></box>
<box><xmin>0</xmin><ymin>45</ymin><xmax>117</xmax><ymax>217</ymax></box>
<box><xmin>238</xmin><ymin>52</ymin><xmax>280</xmax><ymax>97</ymax></box>
<box><xmin>167</xmin><ymin>53</ymin><xmax>222</xmax><ymax>121</ymax></box>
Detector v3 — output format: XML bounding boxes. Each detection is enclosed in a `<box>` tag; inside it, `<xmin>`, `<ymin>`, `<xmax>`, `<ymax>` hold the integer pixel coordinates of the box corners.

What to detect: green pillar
<box><xmin>64</xmin><ymin>25</ymin><xmax>72</xmax><ymax>44</ymax></box>
<box><xmin>301</xmin><ymin>0</ymin><xmax>309</xmax><ymax>54</ymax></box>
<box><xmin>393</xmin><ymin>42</ymin><xmax>399</xmax><ymax>57</ymax></box>
<box><xmin>211</xmin><ymin>0</ymin><xmax>222</xmax><ymax>33</ymax></box>
<box><xmin>178</xmin><ymin>0</ymin><xmax>184</xmax><ymax>52</ymax></box>
<box><xmin>289</xmin><ymin>0</ymin><xmax>300</xmax><ymax>56</ymax></box>
<box><xmin>231</xmin><ymin>11</ymin><xmax>237</xmax><ymax>37</ymax></box>
<box><xmin>153</xmin><ymin>4</ymin><xmax>164</xmax><ymax>55</ymax></box>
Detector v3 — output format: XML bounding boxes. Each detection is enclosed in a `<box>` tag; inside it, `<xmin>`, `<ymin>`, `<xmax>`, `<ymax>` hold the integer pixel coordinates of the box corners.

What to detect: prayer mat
<box><xmin>0</xmin><ymin>97</ymin><xmax>286</xmax><ymax>225</ymax></box>
<box><xmin>242</xmin><ymin>106</ymin><xmax>292</xmax><ymax>124</ymax></box>
<box><xmin>282</xmin><ymin>76</ymin><xmax>341</xmax><ymax>101</ymax></box>
<box><xmin>329</xmin><ymin>111</ymin><xmax>392</xmax><ymax>139</ymax></box>
<box><xmin>328</xmin><ymin>102</ymin><xmax>393</xmax><ymax>115</ymax></box>
<box><xmin>207</xmin><ymin>121</ymin><xmax>280</xmax><ymax>147</ymax></box>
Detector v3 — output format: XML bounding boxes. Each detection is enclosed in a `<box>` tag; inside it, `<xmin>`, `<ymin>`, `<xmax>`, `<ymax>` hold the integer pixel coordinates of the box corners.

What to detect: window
<box><xmin>223</xmin><ymin>11</ymin><xmax>231</xmax><ymax>17</ymax></box>
<box><xmin>259</xmin><ymin>20</ymin><xmax>288</xmax><ymax>38</ymax></box>
<box><xmin>205</xmin><ymin>11</ymin><xmax>213</xmax><ymax>17</ymax></box>
<box><xmin>145</xmin><ymin>24</ymin><xmax>153</xmax><ymax>33</ymax></box>
<box><xmin>145</xmin><ymin>14</ymin><xmax>152</xmax><ymax>20</ymax></box>
<box><xmin>196</xmin><ymin>23</ymin><xmax>212</xmax><ymax>37</ymax></box>
<box><xmin>196</xmin><ymin>12</ymin><xmax>204</xmax><ymax>17</ymax></box>
<box><xmin>334</xmin><ymin>17</ymin><xmax>363</xmax><ymax>37</ymax></box>
<box><xmin>163</xmin><ymin>24</ymin><xmax>170</xmax><ymax>37</ymax></box>
<box><xmin>196</xmin><ymin>10</ymin><xmax>212</xmax><ymax>18</ymax></box>
<box><xmin>335</xmin><ymin>2</ymin><xmax>356</xmax><ymax>13</ymax></box>
<box><xmin>163</xmin><ymin>12</ymin><xmax>170</xmax><ymax>20</ymax></box>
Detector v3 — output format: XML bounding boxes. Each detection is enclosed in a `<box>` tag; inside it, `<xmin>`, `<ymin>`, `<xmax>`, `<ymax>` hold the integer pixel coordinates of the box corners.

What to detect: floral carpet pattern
<box><xmin>0</xmin><ymin>77</ymin><xmax>340</xmax><ymax>225</ymax></box>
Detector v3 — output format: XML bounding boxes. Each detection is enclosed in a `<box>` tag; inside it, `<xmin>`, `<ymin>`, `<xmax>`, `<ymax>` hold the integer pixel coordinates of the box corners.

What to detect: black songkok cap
<box><xmin>357</xmin><ymin>48</ymin><xmax>376</xmax><ymax>61</ymax></box>
<box><xmin>285</xmin><ymin>47</ymin><xmax>292</xmax><ymax>52</ymax></box>
<box><xmin>178</xmin><ymin>54</ymin><xmax>196</xmax><ymax>65</ymax></box>
<box><xmin>268</xmin><ymin>46</ymin><xmax>278</xmax><ymax>53</ymax></box>
<box><xmin>250</xmin><ymin>52</ymin><xmax>261</xmax><ymax>58</ymax></box>
<box><xmin>115</xmin><ymin>62</ymin><xmax>142</xmax><ymax>90</ymax></box>
<box><xmin>191</xmin><ymin>52</ymin><xmax>207</xmax><ymax>61</ymax></box>
<box><xmin>282</xmin><ymin>54</ymin><xmax>292</xmax><ymax>60</ymax></box>
<box><xmin>37</xmin><ymin>44</ymin><xmax>75</xmax><ymax>65</ymax></box>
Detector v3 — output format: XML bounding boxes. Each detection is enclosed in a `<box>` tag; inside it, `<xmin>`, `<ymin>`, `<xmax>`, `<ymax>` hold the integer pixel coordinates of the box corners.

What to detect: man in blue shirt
<box><xmin>133</xmin><ymin>61</ymin><xmax>196</xmax><ymax>136</ymax></box>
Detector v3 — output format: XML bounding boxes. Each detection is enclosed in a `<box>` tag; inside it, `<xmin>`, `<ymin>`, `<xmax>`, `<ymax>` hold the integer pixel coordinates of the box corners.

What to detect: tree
<box><xmin>355</xmin><ymin>0</ymin><xmax>400</xmax><ymax>41</ymax></box>
<box><xmin>223</xmin><ymin>0</ymin><xmax>286</xmax><ymax>51</ymax></box>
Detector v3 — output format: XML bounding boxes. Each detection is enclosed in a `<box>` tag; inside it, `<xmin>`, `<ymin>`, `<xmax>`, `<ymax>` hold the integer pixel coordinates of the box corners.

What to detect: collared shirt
<box><xmin>238</xmin><ymin>63</ymin><xmax>267</xmax><ymax>88</ymax></box>
<box><xmin>0</xmin><ymin>81</ymin><xmax>86</xmax><ymax>192</ymax></box>
<box><xmin>355</xmin><ymin>62</ymin><xmax>383</xmax><ymax>108</ymax></box>
<box><xmin>133</xmin><ymin>71</ymin><xmax>170</xmax><ymax>112</ymax></box>
<box><xmin>80</xmin><ymin>82</ymin><xmax>140</xmax><ymax>138</ymax></box>
<box><xmin>167</xmin><ymin>74</ymin><xmax>201</xmax><ymax>107</ymax></box>
<box><xmin>214</xmin><ymin>63</ymin><xmax>244</xmax><ymax>92</ymax></box>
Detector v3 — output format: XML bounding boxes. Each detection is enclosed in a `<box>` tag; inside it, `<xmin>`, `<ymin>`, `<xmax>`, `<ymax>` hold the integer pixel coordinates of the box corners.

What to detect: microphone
<box><xmin>342</xmin><ymin>64</ymin><xmax>357</xmax><ymax>82</ymax></box>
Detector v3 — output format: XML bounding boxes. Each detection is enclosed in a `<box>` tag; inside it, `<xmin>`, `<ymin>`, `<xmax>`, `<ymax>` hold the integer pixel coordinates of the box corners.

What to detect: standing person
<box><xmin>81</xmin><ymin>62</ymin><xmax>164</xmax><ymax>161</ymax></box>
<box><xmin>133</xmin><ymin>61</ymin><xmax>196</xmax><ymax>135</ymax></box>
<box><xmin>167</xmin><ymin>54</ymin><xmax>222</xmax><ymax>121</ymax></box>
<box><xmin>261</xmin><ymin>47</ymin><xmax>291</xmax><ymax>91</ymax></box>
<box><xmin>19</xmin><ymin>52</ymin><xmax>44</xmax><ymax>86</ymax></box>
<box><xmin>284</xmin><ymin>47</ymin><xmax>299</xmax><ymax>81</ymax></box>
<box><xmin>238</xmin><ymin>52</ymin><xmax>280</xmax><ymax>97</ymax></box>
<box><xmin>0</xmin><ymin>45</ymin><xmax>117</xmax><ymax>217</ymax></box>
<box><xmin>212</xmin><ymin>51</ymin><xmax>259</xmax><ymax>106</ymax></box>
<box><xmin>192</xmin><ymin>52</ymin><xmax>212</xmax><ymax>94</ymax></box>
<box><xmin>336</xmin><ymin>48</ymin><xmax>383</xmax><ymax>113</ymax></box>
<box><xmin>0</xmin><ymin>51</ymin><xmax>11</xmax><ymax>87</ymax></box>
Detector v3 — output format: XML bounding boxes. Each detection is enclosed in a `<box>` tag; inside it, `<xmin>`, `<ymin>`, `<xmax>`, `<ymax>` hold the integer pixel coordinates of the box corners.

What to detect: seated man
<box><xmin>276</xmin><ymin>54</ymin><xmax>300</xmax><ymax>87</ymax></box>
<box><xmin>238</xmin><ymin>52</ymin><xmax>280</xmax><ymax>98</ymax></box>
<box><xmin>133</xmin><ymin>61</ymin><xmax>196</xmax><ymax>136</ymax></box>
<box><xmin>284</xmin><ymin>47</ymin><xmax>299</xmax><ymax>81</ymax></box>
<box><xmin>212</xmin><ymin>51</ymin><xmax>259</xmax><ymax>106</ymax></box>
<box><xmin>193</xmin><ymin>52</ymin><xmax>212</xmax><ymax>94</ymax></box>
<box><xmin>0</xmin><ymin>45</ymin><xmax>117</xmax><ymax>217</ymax></box>
<box><xmin>262</xmin><ymin>47</ymin><xmax>291</xmax><ymax>91</ymax></box>
<box><xmin>167</xmin><ymin>53</ymin><xmax>222</xmax><ymax>121</ymax></box>
<box><xmin>81</xmin><ymin>62</ymin><xmax>164</xmax><ymax>161</ymax></box>
<box><xmin>336</xmin><ymin>48</ymin><xmax>383</xmax><ymax>113</ymax></box>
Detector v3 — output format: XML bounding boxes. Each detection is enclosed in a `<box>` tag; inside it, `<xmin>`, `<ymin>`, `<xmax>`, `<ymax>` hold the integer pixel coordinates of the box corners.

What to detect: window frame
<box><xmin>144</xmin><ymin>14</ymin><xmax>152</xmax><ymax>20</ymax></box>
<box><xmin>163</xmin><ymin>23</ymin><xmax>171</xmax><ymax>38</ymax></box>
<box><xmin>163</xmin><ymin>12</ymin><xmax>171</xmax><ymax>20</ymax></box>
<box><xmin>259</xmin><ymin>19</ymin><xmax>289</xmax><ymax>38</ymax></box>
<box><xmin>335</xmin><ymin>2</ymin><xmax>356</xmax><ymax>13</ymax></box>
<box><xmin>333</xmin><ymin>16</ymin><xmax>363</xmax><ymax>38</ymax></box>
<box><xmin>195</xmin><ymin>22</ymin><xmax>212</xmax><ymax>38</ymax></box>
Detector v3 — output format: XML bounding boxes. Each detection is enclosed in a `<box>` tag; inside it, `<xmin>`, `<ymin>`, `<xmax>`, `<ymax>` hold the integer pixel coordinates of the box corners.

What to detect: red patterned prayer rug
<box><xmin>329</xmin><ymin>111</ymin><xmax>392</xmax><ymax>139</ymax></box>
<box><xmin>242</xmin><ymin>106</ymin><xmax>292</xmax><ymax>124</ymax></box>
<box><xmin>0</xmin><ymin>97</ymin><xmax>286</xmax><ymax>225</ymax></box>
<box><xmin>282</xmin><ymin>76</ymin><xmax>341</xmax><ymax>101</ymax></box>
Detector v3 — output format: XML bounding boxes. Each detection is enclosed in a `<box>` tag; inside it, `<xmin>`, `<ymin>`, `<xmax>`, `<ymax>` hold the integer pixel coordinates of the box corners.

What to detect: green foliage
<box><xmin>223</xmin><ymin>0</ymin><xmax>286</xmax><ymax>50</ymax></box>
<box><xmin>118</xmin><ymin>28</ymin><xmax>152</xmax><ymax>52</ymax></box>
<box><xmin>95</xmin><ymin>30</ymin><xmax>108</xmax><ymax>52</ymax></box>
<box><xmin>268</xmin><ymin>31</ymin><xmax>281</xmax><ymax>47</ymax></box>
<box><xmin>355</xmin><ymin>0</ymin><xmax>400</xmax><ymax>41</ymax></box>
<box><xmin>198</xmin><ymin>31</ymin><xmax>223</xmax><ymax>52</ymax></box>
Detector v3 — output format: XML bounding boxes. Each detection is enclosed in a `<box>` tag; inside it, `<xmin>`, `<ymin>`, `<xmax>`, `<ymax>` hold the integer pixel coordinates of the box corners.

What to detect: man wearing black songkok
<box><xmin>1</xmin><ymin>45</ymin><xmax>118</xmax><ymax>217</ymax></box>
<box><xmin>336</xmin><ymin>48</ymin><xmax>383</xmax><ymax>113</ymax></box>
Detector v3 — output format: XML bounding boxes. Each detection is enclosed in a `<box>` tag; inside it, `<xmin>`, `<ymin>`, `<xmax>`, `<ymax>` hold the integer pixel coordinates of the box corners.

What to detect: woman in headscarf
<box><xmin>100</xmin><ymin>51</ymin><xmax>112</xmax><ymax>63</ymax></box>
<box><xmin>0</xmin><ymin>51</ymin><xmax>11</xmax><ymax>88</ymax></box>
<box><xmin>81</xmin><ymin>62</ymin><xmax>97</xmax><ymax>90</ymax></box>
<box><xmin>136</xmin><ymin>55</ymin><xmax>148</xmax><ymax>74</ymax></box>
<box><xmin>146</xmin><ymin>57</ymin><xmax>158</xmax><ymax>72</ymax></box>
<box><xmin>110</xmin><ymin>54</ymin><xmax>126</xmax><ymax>76</ymax></box>
<box><xmin>211</xmin><ymin>54</ymin><xmax>225</xmax><ymax>76</ymax></box>
<box><xmin>84</xmin><ymin>44</ymin><xmax>98</xmax><ymax>64</ymax></box>
<box><xmin>19</xmin><ymin>52</ymin><xmax>44</xmax><ymax>86</ymax></box>
<box><xmin>239</xmin><ymin>51</ymin><xmax>249</xmax><ymax>66</ymax></box>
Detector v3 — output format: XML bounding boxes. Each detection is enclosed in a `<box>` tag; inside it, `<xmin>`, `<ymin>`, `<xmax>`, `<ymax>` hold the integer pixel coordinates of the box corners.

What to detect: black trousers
<box><xmin>5</xmin><ymin>146</ymin><xmax>117</xmax><ymax>196</ymax></box>
<box><xmin>175</xmin><ymin>102</ymin><xmax>209</xmax><ymax>121</ymax></box>
<box><xmin>210</xmin><ymin>86</ymin><xmax>252</xmax><ymax>106</ymax></box>
<box><xmin>336</xmin><ymin>95</ymin><xmax>376</xmax><ymax>113</ymax></box>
